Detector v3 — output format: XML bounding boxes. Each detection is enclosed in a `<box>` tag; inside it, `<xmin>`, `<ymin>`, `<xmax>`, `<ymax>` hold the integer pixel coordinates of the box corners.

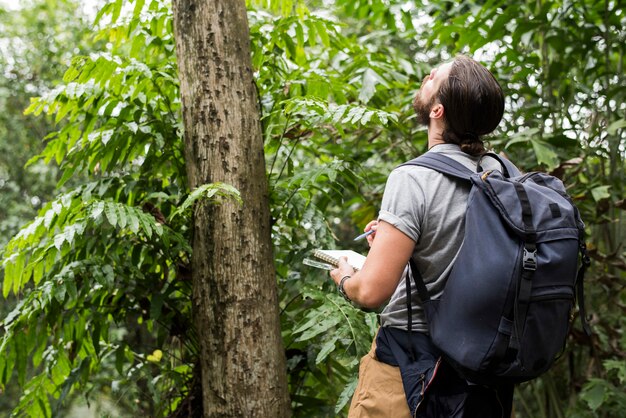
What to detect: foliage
<box><xmin>0</xmin><ymin>0</ymin><xmax>97</xmax><ymax>248</ymax></box>
<box><xmin>0</xmin><ymin>0</ymin><xmax>97</xmax><ymax>413</ymax></box>
<box><xmin>1</xmin><ymin>1</ymin><xmax>199</xmax><ymax>416</ymax></box>
<box><xmin>1</xmin><ymin>0</ymin><xmax>625</xmax><ymax>417</ymax></box>
<box><xmin>247</xmin><ymin>1</ymin><xmax>419</xmax><ymax>413</ymax></box>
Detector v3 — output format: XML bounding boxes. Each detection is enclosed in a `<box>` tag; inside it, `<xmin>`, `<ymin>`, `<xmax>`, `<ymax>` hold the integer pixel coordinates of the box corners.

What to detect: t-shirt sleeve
<box><xmin>378</xmin><ymin>167</ymin><xmax>424</xmax><ymax>242</ymax></box>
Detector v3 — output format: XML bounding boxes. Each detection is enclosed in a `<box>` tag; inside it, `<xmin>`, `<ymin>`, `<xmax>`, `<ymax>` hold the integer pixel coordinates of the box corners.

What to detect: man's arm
<box><xmin>330</xmin><ymin>220</ymin><xmax>415</xmax><ymax>308</ymax></box>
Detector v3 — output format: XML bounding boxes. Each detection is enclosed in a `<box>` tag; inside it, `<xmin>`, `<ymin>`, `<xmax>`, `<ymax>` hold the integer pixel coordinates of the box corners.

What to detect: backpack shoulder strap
<box><xmin>402</xmin><ymin>151</ymin><xmax>521</xmax><ymax>180</ymax></box>
<box><xmin>401</xmin><ymin>153</ymin><xmax>474</xmax><ymax>182</ymax></box>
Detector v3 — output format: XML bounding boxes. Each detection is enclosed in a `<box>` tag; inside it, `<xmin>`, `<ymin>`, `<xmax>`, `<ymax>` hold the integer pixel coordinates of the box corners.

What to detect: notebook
<box><xmin>309</xmin><ymin>249</ymin><xmax>367</xmax><ymax>271</ymax></box>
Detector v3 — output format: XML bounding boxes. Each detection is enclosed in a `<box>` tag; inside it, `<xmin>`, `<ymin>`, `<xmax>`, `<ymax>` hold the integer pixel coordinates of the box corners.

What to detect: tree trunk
<box><xmin>171</xmin><ymin>1</ymin><xmax>291</xmax><ymax>417</ymax></box>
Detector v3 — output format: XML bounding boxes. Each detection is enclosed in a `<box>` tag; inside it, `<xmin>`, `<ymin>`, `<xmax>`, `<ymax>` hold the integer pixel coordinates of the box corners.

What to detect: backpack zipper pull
<box><xmin>481</xmin><ymin>170</ymin><xmax>493</xmax><ymax>181</ymax></box>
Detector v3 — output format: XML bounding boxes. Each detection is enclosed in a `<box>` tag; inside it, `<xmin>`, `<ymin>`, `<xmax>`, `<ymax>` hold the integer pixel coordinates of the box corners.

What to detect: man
<box><xmin>330</xmin><ymin>55</ymin><xmax>514</xmax><ymax>417</ymax></box>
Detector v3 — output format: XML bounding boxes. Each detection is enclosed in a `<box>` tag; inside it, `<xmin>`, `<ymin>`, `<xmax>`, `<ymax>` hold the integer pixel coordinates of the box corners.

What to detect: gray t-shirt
<box><xmin>378</xmin><ymin>144</ymin><xmax>502</xmax><ymax>332</ymax></box>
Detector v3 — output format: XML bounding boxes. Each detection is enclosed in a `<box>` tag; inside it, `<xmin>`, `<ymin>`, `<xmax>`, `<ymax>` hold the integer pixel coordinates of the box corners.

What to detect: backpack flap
<box><xmin>472</xmin><ymin>170</ymin><xmax>582</xmax><ymax>243</ymax></box>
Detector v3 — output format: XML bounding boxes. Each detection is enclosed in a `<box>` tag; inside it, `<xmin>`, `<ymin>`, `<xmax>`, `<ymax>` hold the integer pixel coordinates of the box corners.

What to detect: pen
<box><xmin>353</xmin><ymin>229</ymin><xmax>375</xmax><ymax>241</ymax></box>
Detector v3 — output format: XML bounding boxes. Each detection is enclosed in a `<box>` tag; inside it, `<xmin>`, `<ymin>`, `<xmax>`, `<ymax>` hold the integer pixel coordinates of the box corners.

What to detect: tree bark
<box><xmin>172</xmin><ymin>1</ymin><xmax>291</xmax><ymax>417</ymax></box>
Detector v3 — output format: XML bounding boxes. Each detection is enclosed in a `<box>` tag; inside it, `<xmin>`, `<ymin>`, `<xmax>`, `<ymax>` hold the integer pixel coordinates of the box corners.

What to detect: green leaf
<box><xmin>91</xmin><ymin>200</ymin><xmax>105</xmax><ymax>220</ymax></box>
<box><xmin>54</xmin><ymin>281</ymin><xmax>67</xmax><ymax>303</ymax></box>
<box><xmin>314</xmin><ymin>20</ymin><xmax>330</xmax><ymax>47</ymax></box>
<box><xmin>57</xmin><ymin>166</ymin><xmax>77</xmax><ymax>188</ymax></box>
<box><xmin>581</xmin><ymin>380</ymin><xmax>608</xmax><ymax>411</ymax></box>
<box><xmin>607</xmin><ymin>119</ymin><xmax>626</xmax><ymax>135</ymax></box>
<box><xmin>133</xmin><ymin>0</ymin><xmax>146</xmax><ymax>17</ymax></box>
<box><xmin>359</xmin><ymin>68</ymin><xmax>380</xmax><ymax>104</ymax></box>
<box><xmin>150</xmin><ymin>292</ymin><xmax>164</xmax><ymax>321</ymax></box>
<box><xmin>591</xmin><ymin>185</ymin><xmax>611</xmax><ymax>202</ymax></box>
<box><xmin>174</xmin><ymin>183</ymin><xmax>241</xmax><ymax>218</ymax></box>
<box><xmin>54</xmin><ymin>101</ymin><xmax>73</xmax><ymax>124</ymax></box>
<box><xmin>530</xmin><ymin>139</ymin><xmax>559</xmax><ymax>169</ymax></box>
<box><xmin>102</xmin><ymin>264</ymin><xmax>115</xmax><ymax>287</ymax></box>
<box><xmin>295</xmin><ymin>316</ymin><xmax>341</xmax><ymax>341</ymax></box>
<box><xmin>92</xmin><ymin>320</ymin><xmax>102</xmax><ymax>357</ymax></box>
<box><xmin>315</xmin><ymin>336</ymin><xmax>339</xmax><ymax>364</ymax></box>
<box><xmin>54</xmin><ymin>233</ymin><xmax>66</xmax><ymax>251</ymax></box>
<box><xmin>2</xmin><ymin>340</ymin><xmax>16</xmax><ymax>386</ymax></box>
<box><xmin>335</xmin><ymin>377</ymin><xmax>358</xmax><ymax>414</ymax></box>
<box><xmin>115</xmin><ymin>346</ymin><xmax>126</xmax><ymax>375</ymax></box>
<box><xmin>15</xmin><ymin>332</ymin><xmax>27</xmax><ymax>387</ymax></box>
<box><xmin>33</xmin><ymin>262</ymin><xmax>44</xmax><ymax>285</ymax></box>
<box><xmin>65</xmin><ymin>277</ymin><xmax>77</xmax><ymax>302</ymax></box>
<box><xmin>112</xmin><ymin>0</ymin><xmax>124</xmax><ymax>23</ymax></box>
<box><xmin>3</xmin><ymin>255</ymin><xmax>15</xmax><ymax>298</ymax></box>
<box><xmin>13</xmin><ymin>253</ymin><xmax>25</xmax><ymax>294</ymax></box>
<box><xmin>360</xmin><ymin>110</ymin><xmax>374</xmax><ymax>126</ymax></box>
<box><xmin>128</xmin><ymin>210</ymin><xmax>141</xmax><ymax>233</ymax></box>
<box><xmin>604</xmin><ymin>359</ymin><xmax>626</xmax><ymax>384</ymax></box>
<box><xmin>117</xmin><ymin>204</ymin><xmax>128</xmax><ymax>229</ymax></box>
<box><xmin>139</xmin><ymin>214</ymin><xmax>153</xmax><ymax>238</ymax></box>
<box><xmin>105</xmin><ymin>202</ymin><xmax>118</xmax><ymax>227</ymax></box>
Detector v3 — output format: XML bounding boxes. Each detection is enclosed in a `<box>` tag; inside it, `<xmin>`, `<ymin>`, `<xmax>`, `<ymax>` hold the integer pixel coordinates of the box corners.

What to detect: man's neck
<box><xmin>427</xmin><ymin>122</ymin><xmax>446</xmax><ymax>150</ymax></box>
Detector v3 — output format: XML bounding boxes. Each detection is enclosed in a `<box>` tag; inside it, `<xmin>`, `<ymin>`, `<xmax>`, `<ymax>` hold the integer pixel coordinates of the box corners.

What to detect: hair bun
<box><xmin>460</xmin><ymin>141</ymin><xmax>486</xmax><ymax>156</ymax></box>
<box><xmin>464</xmin><ymin>132</ymin><xmax>479</xmax><ymax>141</ymax></box>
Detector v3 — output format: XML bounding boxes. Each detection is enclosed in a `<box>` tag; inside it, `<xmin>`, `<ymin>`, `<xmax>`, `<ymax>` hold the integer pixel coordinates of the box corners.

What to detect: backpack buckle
<box><xmin>523</xmin><ymin>248</ymin><xmax>537</xmax><ymax>271</ymax></box>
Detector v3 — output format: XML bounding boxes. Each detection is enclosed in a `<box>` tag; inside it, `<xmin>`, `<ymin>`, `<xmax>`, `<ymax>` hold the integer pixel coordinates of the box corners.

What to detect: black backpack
<box><xmin>403</xmin><ymin>152</ymin><xmax>591</xmax><ymax>385</ymax></box>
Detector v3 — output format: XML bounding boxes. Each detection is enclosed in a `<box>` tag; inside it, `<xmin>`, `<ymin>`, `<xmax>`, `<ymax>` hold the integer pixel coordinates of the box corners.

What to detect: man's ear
<box><xmin>430</xmin><ymin>103</ymin><xmax>444</xmax><ymax>119</ymax></box>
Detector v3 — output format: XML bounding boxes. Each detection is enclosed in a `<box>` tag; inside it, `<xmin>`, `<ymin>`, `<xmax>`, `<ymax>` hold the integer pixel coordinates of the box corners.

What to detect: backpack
<box><xmin>403</xmin><ymin>152</ymin><xmax>591</xmax><ymax>385</ymax></box>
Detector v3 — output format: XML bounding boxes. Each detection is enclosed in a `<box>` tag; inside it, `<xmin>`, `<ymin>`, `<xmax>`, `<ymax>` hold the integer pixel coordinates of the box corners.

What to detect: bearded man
<box><xmin>330</xmin><ymin>55</ymin><xmax>515</xmax><ymax>418</ymax></box>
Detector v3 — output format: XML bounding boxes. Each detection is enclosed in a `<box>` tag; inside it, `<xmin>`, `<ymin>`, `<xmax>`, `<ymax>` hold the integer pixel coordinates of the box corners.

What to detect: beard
<box><xmin>412</xmin><ymin>77</ymin><xmax>436</xmax><ymax>126</ymax></box>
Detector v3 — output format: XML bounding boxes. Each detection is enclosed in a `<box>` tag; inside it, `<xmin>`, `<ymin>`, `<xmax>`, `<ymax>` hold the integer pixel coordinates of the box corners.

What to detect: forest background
<box><xmin>0</xmin><ymin>0</ymin><xmax>624</xmax><ymax>416</ymax></box>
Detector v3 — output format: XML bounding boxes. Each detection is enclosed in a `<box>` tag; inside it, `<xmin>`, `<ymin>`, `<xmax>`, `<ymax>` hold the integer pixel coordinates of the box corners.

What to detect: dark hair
<box><xmin>437</xmin><ymin>55</ymin><xmax>504</xmax><ymax>156</ymax></box>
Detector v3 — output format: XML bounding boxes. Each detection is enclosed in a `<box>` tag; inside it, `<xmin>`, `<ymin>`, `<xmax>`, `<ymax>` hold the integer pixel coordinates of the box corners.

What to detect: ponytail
<box><xmin>441</xmin><ymin>130</ymin><xmax>486</xmax><ymax>157</ymax></box>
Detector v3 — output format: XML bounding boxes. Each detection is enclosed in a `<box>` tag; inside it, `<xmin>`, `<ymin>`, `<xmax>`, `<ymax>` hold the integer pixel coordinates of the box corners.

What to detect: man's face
<box><xmin>412</xmin><ymin>62</ymin><xmax>453</xmax><ymax>126</ymax></box>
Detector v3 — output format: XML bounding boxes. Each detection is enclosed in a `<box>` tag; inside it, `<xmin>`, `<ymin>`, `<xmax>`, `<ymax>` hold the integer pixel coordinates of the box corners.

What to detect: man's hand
<box><xmin>363</xmin><ymin>220</ymin><xmax>378</xmax><ymax>247</ymax></box>
<box><xmin>330</xmin><ymin>257</ymin><xmax>355</xmax><ymax>287</ymax></box>
<box><xmin>328</xmin><ymin>220</ymin><xmax>414</xmax><ymax>308</ymax></box>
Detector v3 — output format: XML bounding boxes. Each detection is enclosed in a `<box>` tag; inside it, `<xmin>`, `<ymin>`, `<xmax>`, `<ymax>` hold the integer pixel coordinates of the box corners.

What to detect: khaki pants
<box><xmin>348</xmin><ymin>339</ymin><xmax>411</xmax><ymax>418</ymax></box>
<box><xmin>348</xmin><ymin>338</ymin><xmax>516</xmax><ymax>418</ymax></box>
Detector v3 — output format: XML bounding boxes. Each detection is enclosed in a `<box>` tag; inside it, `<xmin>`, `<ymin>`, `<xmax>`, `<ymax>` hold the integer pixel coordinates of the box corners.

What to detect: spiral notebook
<box><xmin>309</xmin><ymin>249</ymin><xmax>367</xmax><ymax>271</ymax></box>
